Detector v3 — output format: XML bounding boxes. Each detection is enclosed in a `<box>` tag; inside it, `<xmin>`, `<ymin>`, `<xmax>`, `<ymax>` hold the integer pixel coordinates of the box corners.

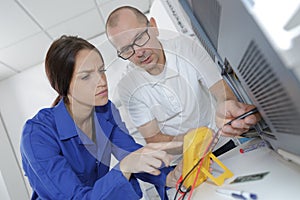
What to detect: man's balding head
<box><xmin>106</xmin><ymin>6</ymin><xmax>148</xmax><ymax>30</ymax></box>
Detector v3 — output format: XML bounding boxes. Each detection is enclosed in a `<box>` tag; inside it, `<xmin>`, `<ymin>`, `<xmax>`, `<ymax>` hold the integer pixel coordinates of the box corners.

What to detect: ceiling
<box><xmin>0</xmin><ymin>0</ymin><xmax>153</xmax><ymax>81</ymax></box>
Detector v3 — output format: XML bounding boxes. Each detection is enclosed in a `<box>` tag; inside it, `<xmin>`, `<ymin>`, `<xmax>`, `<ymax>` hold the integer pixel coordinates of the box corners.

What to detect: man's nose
<box><xmin>134</xmin><ymin>46</ymin><xmax>146</xmax><ymax>57</ymax></box>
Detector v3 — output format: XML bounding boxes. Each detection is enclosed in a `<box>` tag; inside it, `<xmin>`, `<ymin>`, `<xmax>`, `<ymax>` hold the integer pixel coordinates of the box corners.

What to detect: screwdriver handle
<box><xmin>225</xmin><ymin>107</ymin><xmax>259</xmax><ymax>126</ymax></box>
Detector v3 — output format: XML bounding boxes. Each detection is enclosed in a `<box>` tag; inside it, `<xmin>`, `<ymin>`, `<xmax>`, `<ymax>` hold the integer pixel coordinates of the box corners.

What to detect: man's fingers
<box><xmin>230</xmin><ymin>120</ymin><xmax>250</xmax><ymax>129</ymax></box>
<box><xmin>221</xmin><ymin>125</ymin><xmax>249</xmax><ymax>136</ymax></box>
<box><xmin>244</xmin><ymin>114</ymin><xmax>258</xmax><ymax>125</ymax></box>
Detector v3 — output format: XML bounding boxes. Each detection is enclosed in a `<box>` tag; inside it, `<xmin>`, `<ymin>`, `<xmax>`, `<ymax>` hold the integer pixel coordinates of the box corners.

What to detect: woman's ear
<box><xmin>149</xmin><ymin>17</ymin><xmax>159</xmax><ymax>36</ymax></box>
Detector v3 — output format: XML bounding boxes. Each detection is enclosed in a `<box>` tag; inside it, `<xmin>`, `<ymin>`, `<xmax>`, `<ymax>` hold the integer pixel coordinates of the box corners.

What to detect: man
<box><xmin>105</xmin><ymin>6</ymin><xmax>259</xmax><ymax>154</ymax></box>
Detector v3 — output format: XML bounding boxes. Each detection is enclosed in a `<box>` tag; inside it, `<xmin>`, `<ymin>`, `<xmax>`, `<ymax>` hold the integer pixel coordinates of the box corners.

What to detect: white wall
<box><xmin>0</xmin><ymin>111</ymin><xmax>30</xmax><ymax>199</ymax></box>
<box><xmin>0</xmin><ymin>171</ymin><xmax>10</xmax><ymax>200</ymax></box>
<box><xmin>0</xmin><ymin>61</ymin><xmax>57</xmax><ymax>199</ymax></box>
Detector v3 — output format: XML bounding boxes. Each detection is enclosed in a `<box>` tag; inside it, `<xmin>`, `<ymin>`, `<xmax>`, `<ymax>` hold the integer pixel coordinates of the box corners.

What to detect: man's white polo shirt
<box><xmin>117</xmin><ymin>36</ymin><xmax>222</xmax><ymax>136</ymax></box>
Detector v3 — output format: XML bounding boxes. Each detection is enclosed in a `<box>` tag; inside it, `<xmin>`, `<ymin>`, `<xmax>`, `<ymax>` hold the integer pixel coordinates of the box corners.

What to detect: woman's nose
<box><xmin>96</xmin><ymin>72</ymin><xmax>107</xmax><ymax>87</ymax></box>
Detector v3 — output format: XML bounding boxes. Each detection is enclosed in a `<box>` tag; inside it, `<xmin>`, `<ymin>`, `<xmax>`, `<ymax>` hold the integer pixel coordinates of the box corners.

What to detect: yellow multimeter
<box><xmin>182</xmin><ymin>127</ymin><xmax>233</xmax><ymax>188</ymax></box>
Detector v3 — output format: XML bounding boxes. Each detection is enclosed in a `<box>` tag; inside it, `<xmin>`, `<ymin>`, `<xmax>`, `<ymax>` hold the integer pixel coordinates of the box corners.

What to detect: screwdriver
<box><xmin>224</xmin><ymin>107</ymin><xmax>259</xmax><ymax>126</ymax></box>
<box><xmin>210</xmin><ymin>107</ymin><xmax>259</xmax><ymax>151</ymax></box>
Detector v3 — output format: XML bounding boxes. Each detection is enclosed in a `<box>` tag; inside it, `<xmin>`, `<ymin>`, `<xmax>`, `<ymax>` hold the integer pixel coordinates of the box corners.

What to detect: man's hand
<box><xmin>166</xmin><ymin>160</ymin><xmax>183</xmax><ymax>187</ymax></box>
<box><xmin>216</xmin><ymin>100</ymin><xmax>261</xmax><ymax>136</ymax></box>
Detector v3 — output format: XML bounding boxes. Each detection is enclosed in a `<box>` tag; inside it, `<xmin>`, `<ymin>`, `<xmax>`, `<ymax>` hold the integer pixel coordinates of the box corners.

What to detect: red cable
<box><xmin>186</xmin><ymin>137</ymin><xmax>214</xmax><ymax>200</ymax></box>
<box><xmin>175</xmin><ymin>176</ymin><xmax>184</xmax><ymax>195</ymax></box>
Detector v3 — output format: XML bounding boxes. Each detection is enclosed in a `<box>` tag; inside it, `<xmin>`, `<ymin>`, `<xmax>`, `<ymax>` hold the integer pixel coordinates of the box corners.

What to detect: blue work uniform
<box><xmin>20</xmin><ymin>99</ymin><xmax>172</xmax><ymax>199</ymax></box>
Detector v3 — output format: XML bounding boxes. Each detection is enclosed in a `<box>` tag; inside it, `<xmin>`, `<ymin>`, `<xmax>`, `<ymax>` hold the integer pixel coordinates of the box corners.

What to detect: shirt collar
<box><xmin>160</xmin><ymin>39</ymin><xmax>180</xmax><ymax>80</ymax></box>
<box><xmin>163</xmin><ymin>51</ymin><xmax>179</xmax><ymax>80</ymax></box>
<box><xmin>152</xmin><ymin>52</ymin><xmax>179</xmax><ymax>86</ymax></box>
<box><xmin>53</xmin><ymin>99</ymin><xmax>79</xmax><ymax>140</ymax></box>
<box><xmin>129</xmin><ymin>51</ymin><xmax>179</xmax><ymax>86</ymax></box>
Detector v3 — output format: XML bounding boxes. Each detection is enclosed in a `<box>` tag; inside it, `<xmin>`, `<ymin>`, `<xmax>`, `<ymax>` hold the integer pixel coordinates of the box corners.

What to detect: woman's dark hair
<box><xmin>45</xmin><ymin>35</ymin><xmax>102</xmax><ymax>106</ymax></box>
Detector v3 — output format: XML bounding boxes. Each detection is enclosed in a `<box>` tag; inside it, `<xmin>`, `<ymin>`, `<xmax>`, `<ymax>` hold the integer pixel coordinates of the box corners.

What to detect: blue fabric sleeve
<box><xmin>134</xmin><ymin>166</ymin><xmax>175</xmax><ymax>200</ymax></box>
<box><xmin>91</xmin><ymin>168</ymin><xmax>142</xmax><ymax>200</ymax></box>
<box><xmin>21</xmin><ymin>122</ymin><xmax>141</xmax><ymax>200</ymax></box>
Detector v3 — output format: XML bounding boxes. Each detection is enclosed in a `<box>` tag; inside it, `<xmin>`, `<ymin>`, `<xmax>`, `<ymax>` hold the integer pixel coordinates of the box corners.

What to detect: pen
<box><xmin>225</xmin><ymin>107</ymin><xmax>259</xmax><ymax>126</ymax></box>
<box><xmin>239</xmin><ymin>140</ymin><xmax>266</xmax><ymax>153</ymax></box>
<box><xmin>216</xmin><ymin>188</ymin><xmax>258</xmax><ymax>200</ymax></box>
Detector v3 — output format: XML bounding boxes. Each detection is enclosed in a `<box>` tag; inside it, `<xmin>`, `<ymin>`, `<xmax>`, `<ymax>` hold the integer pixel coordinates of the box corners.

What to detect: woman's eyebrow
<box><xmin>77</xmin><ymin>64</ymin><xmax>105</xmax><ymax>74</ymax></box>
<box><xmin>77</xmin><ymin>68</ymin><xmax>94</xmax><ymax>74</ymax></box>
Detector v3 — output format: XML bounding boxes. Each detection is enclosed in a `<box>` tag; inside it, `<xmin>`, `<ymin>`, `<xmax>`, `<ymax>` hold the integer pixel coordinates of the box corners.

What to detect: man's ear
<box><xmin>149</xmin><ymin>17</ymin><xmax>159</xmax><ymax>36</ymax></box>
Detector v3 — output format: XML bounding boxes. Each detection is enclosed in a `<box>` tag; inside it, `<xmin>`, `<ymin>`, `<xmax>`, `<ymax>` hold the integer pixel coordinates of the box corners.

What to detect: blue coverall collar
<box><xmin>53</xmin><ymin>99</ymin><xmax>80</xmax><ymax>141</ymax></box>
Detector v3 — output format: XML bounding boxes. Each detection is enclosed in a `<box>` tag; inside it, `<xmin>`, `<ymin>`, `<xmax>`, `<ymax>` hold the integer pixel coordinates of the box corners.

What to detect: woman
<box><xmin>20</xmin><ymin>35</ymin><xmax>181</xmax><ymax>199</ymax></box>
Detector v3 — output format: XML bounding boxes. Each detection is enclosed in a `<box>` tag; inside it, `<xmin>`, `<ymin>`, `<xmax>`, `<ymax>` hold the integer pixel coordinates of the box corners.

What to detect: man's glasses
<box><xmin>117</xmin><ymin>24</ymin><xmax>150</xmax><ymax>60</ymax></box>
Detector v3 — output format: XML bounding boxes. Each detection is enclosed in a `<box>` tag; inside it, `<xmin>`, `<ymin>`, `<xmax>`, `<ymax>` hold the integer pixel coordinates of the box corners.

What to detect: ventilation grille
<box><xmin>237</xmin><ymin>41</ymin><xmax>300</xmax><ymax>135</ymax></box>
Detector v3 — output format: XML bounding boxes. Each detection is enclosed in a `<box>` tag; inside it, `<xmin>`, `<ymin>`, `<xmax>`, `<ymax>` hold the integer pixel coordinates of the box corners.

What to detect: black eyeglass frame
<box><xmin>117</xmin><ymin>23</ymin><xmax>150</xmax><ymax>60</ymax></box>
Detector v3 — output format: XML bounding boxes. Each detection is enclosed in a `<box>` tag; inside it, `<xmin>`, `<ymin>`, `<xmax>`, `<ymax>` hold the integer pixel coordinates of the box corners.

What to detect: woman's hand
<box><xmin>120</xmin><ymin>142</ymin><xmax>183</xmax><ymax>179</ymax></box>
